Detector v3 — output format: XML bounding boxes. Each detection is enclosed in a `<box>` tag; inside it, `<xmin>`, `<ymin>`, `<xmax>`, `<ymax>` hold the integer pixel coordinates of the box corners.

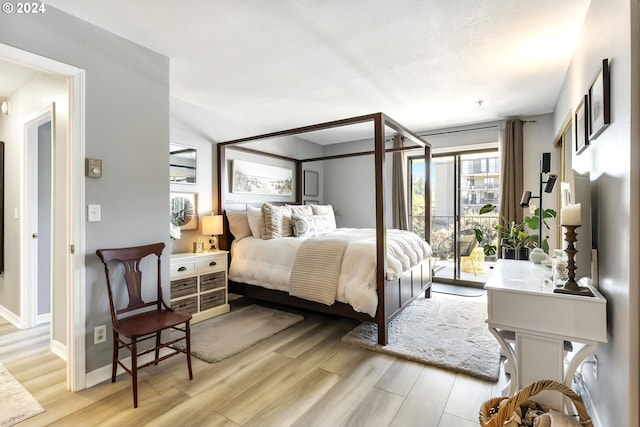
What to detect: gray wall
<box><xmin>551</xmin><ymin>1</ymin><xmax>638</xmax><ymax>425</ymax></box>
<box><xmin>0</xmin><ymin>8</ymin><xmax>170</xmax><ymax>372</ymax></box>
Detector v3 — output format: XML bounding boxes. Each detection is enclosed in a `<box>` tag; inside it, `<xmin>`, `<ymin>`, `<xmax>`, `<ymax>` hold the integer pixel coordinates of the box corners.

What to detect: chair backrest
<box><xmin>96</xmin><ymin>243</ymin><xmax>165</xmax><ymax>324</ymax></box>
<box><xmin>458</xmin><ymin>229</ymin><xmax>478</xmax><ymax>257</ymax></box>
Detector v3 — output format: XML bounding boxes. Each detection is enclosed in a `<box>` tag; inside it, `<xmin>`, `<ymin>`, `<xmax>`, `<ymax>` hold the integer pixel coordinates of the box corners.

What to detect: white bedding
<box><xmin>229</xmin><ymin>228</ymin><xmax>432</xmax><ymax>316</ymax></box>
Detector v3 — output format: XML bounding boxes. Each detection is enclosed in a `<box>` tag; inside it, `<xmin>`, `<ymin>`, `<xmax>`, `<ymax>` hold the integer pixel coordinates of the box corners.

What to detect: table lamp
<box><xmin>202</xmin><ymin>214</ymin><xmax>223</xmax><ymax>251</ymax></box>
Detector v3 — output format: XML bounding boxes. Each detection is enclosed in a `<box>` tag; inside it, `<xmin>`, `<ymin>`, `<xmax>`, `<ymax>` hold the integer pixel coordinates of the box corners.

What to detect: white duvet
<box><xmin>229</xmin><ymin>228</ymin><xmax>432</xmax><ymax>316</ymax></box>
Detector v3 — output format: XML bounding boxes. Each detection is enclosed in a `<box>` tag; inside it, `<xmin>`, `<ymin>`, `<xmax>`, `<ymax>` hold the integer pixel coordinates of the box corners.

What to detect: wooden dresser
<box><xmin>169</xmin><ymin>251</ymin><xmax>230</xmax><ymax>323</ymax></box>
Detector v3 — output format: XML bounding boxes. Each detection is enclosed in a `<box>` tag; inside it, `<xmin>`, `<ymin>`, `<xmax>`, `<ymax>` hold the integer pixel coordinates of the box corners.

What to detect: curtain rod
<box><xmin>417</xmin><ymin>124</ymin><xmax>497</xmax><ymax>137</ymax></box>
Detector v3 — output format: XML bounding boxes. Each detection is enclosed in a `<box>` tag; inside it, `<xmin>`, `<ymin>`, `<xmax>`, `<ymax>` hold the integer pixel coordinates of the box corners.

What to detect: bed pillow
<box><xmin>246</xmin><ymin>205</ymin><xmax>264</xmax><ymax>239</ymax></box>
<box><xmin>261</xmin><ymin>203</ymin><xmax>293</xmax><ymax>239</ymax></box>
<box><xmin>226</xmin><ymin>210</ymin><xmax>252</xmax><ymax>241</ymax></box>
<box><xmin>292</xmin><ymin>213</ymin><xmax>334</xmax><ymax>237</ymax></box>
<box><xmin>310</xmin><ymin>204</ymin><xmax>337</xmax><ymax>230</ymax></box>
<box><xmin>287</xmin><ymin>204</ymin><xmax>313</xmax><ymax>217</ymax></box>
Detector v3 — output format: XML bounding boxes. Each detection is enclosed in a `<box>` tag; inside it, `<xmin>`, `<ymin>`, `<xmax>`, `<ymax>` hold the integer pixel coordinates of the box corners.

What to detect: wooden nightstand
<box><xmin>169</xmin><ymin>251</ymin><xmax>230</xmax><ymax>323</ymax></box>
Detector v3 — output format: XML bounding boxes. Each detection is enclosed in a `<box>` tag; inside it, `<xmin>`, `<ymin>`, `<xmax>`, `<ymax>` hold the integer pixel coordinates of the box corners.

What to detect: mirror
<box><xmin>170</xmin><ymin>143</ymin><xmax>197</xmax><ymax>183</ymax></box>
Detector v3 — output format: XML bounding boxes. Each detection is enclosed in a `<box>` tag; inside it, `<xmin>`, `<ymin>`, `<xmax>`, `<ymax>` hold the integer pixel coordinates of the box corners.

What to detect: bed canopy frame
<box><xmin>217</xmin><ymin>112</ymin><xmax>432</xmax><ymax>345</ymax></box>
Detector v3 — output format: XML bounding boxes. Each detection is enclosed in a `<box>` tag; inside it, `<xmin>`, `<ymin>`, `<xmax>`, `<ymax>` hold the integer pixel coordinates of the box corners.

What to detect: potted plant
<box><xmin>473</xmin><ymin>204</ymin><xmax>556</xmax><ymax>260</ymax></box>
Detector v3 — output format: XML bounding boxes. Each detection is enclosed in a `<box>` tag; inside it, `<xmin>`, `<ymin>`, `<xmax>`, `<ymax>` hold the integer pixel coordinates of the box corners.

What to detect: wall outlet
<box><xmin>529</xmin><ymin>204</ymin><xmax>537</xmax><ymax>214</ymax></box>
<box><xmin>94</xmin><ymin>325</ymin><xmax>107</xmax><ymax>344</ymax></box>
<box><xmin>592</xmin><ymin>355</ymin><xmax>598</xmax><ymax>380</ymax></box>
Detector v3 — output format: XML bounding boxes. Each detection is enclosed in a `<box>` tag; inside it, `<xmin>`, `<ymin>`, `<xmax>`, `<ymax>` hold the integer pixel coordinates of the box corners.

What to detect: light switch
<box><xmin>87</xmin><ymin>204</ymin><xmax>101</xmax><ymax>222</ymax></box>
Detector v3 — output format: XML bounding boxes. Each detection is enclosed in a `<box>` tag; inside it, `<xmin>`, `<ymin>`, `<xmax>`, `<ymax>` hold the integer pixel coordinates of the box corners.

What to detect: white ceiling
<box><xmin>32</xmin><ymin>1</ymin><xmax>590</xmax><ymax>142</ymax></box>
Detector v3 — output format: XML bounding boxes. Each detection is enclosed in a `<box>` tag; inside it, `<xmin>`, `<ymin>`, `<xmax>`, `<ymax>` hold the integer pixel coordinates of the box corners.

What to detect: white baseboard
<box><xmin>51</xmin><ymin>339</ymin><xmax>67</xmax><ymax>362</ymax></box>
<box><xmin>85</xmin><ymin>348</ymin><xmax>175</xmax><ymax>388</ymax></box>
<box><xmin>37</xmin><ymin>312</ymin><xmax>52</xmax><ymax>324</ymax></box>
<box><xmin>0</xmin><ymin>304</ymin><xmax>24</xmax><ymax>328</ymax></box>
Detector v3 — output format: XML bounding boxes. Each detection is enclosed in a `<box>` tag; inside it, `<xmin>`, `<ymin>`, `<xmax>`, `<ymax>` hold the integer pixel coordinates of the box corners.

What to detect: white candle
<box><xmin>561</xmin><ymin>203</ymin><xmax>581</xmax><ymax>226</ymax></box>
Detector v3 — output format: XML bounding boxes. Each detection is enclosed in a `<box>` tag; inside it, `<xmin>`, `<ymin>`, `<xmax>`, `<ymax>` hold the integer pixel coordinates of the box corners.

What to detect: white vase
<box><xmin>529</xmin><ymin>248</ymin><xmax>546</xmax><ymax>264</ymax></box>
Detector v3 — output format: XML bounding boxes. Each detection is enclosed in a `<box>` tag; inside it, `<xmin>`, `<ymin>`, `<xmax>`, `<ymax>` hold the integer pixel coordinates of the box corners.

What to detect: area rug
<box><xmin>341</xmin><ymin>298</ymin><xmax>501</xmax><ymax>381</ymax></box>
<box><xmin>174</xmin><ymin>304</ymin><xmax>304</xmax><ymax>363</ymax></box>
<box><xmin>432</xmin><ymin>282</ymin><xmax>485</xmax><ymax>297</ymax></box>
<box><xmin>0</xmin><ymin>362</ymin><xmax>44</xmax><ymax>426</ymax></box>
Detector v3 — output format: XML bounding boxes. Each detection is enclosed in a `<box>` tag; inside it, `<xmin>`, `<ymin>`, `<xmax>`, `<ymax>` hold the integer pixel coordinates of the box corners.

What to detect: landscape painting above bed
<box><xmin>217</xmin><ymin>113</ymin><xmax>433</xmax><ymax>345</ymax></box>
<box><xmin>231</xmin><ymin>159</ymin><xmax>293</xmax><ymax>196</ymax></box>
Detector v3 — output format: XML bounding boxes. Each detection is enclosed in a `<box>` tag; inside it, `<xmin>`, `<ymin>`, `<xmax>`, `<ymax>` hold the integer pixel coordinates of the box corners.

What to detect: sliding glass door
<box><xmin>409</xmin><ymin>149</ymin><xmax>500</xmax><ymax>285</ymax></box>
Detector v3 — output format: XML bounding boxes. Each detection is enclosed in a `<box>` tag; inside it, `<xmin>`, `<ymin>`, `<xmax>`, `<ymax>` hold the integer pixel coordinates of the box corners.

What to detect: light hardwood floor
<box><xmin>1</xmin><ymin>292</ymin><xmax>508</xmax><ymax>427</ymax></box>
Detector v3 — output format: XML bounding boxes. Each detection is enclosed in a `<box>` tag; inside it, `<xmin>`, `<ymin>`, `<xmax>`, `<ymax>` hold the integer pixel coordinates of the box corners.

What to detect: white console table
<box><xmin>485</xmin><ymin>260</ymin><xmax>607</xmax><ymax>409</ymax></box>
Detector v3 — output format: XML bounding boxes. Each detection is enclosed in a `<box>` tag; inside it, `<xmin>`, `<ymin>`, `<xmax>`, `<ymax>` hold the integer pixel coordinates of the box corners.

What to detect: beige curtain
<box><xmin>392</xmin><ymin>135</ymin><xmax>408</xmax><ymax>230</ymax></box>
<box><xmin>499</xmin><ymin>120</ymin><xmax>524</xmax><ymax>224</ymax></box>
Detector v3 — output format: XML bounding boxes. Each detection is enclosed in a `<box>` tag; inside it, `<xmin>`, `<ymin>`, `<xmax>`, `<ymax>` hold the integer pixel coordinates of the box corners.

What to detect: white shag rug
<box><xmin>0</xmin><ymin>362</ymin><xmax>44</xmax><ymax>426</ymax></box>
<box><xmin>174</xmin><ymin>304</ymin><xmax>304</xmax><ymax>363</ymax></box>
<box><xmin>342</xmin><ymin>297</ymin><xmax>501</xmax><ymax>381</ymax></box>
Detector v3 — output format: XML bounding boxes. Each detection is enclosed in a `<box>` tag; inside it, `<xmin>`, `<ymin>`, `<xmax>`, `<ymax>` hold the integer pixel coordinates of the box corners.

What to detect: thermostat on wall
<box><xmin>86</xmin><ymin>158</ymin><xmax>102</xmax><ymax>178</ymax></box>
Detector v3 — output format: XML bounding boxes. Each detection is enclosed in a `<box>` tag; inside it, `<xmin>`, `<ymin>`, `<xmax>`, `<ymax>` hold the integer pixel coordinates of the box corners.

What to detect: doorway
<box><xmin>22</xmin><ymin>108</ymin><xmax>53</xmax><ymax>328</ymax></box>
<box><xmin>0</xmin><ymin>44</ymin><xmax>86</xmax><ymax>391</ymax></box>
<box><xmin>410</xmin><ymin>149</ymin><xmax>500</xmax><ymax>286</ymax></box>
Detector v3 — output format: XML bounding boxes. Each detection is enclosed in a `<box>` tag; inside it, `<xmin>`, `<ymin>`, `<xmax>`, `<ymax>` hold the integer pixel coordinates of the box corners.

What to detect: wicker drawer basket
<box><xmin>170</xmin><ymin>277</ymin><xmax>197</xmax><ymax>299</ymax></box>
<box><xmin>479</xmin><ymin>380</ymin><xmax>592</xmax><ymax>427</ymax></box>
<box><xmin>171</xmin><ymin>296</ymin><xmax>197</xmax><ymax>314</ymax></box>
<box><xmin>201</xmin><ymin>271</ymin><xmax>226</xmax><ymax>292</ymax></box>
<box><xmin>200</xmin><ymin>289</ymin><xmax>226</xmax><ymax>311</ymax></box>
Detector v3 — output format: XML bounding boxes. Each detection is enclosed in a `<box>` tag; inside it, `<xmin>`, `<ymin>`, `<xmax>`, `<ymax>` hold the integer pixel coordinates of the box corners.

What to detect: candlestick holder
<box><xmin>554</xmin><ymin>225</ymin><xmax>594</xmax><ymax>296</ymax></box>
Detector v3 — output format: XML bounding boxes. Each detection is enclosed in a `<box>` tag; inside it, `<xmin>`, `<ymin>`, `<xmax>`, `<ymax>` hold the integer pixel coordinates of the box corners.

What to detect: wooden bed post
<box><xmin>374</xmin><ymin>113</ymin><xmax>388</xmax><ymax>346</ymax></box>
<box><xmin>424</xmin><ymin>144</ymin><xmax>432</xmax><ymax>243</ymax></box>
<box><xmin>216</xmin><ymin>143</ymin><xmax>229</xmax><ymax>251</ymax></box>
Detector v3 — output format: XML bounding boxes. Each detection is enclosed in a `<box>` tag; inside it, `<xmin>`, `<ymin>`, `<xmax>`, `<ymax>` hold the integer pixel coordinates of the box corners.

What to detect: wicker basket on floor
<box><xmin>479</xmin><ymin>379</ymin><xmax>593</xmax><ymax>427</ymax></box>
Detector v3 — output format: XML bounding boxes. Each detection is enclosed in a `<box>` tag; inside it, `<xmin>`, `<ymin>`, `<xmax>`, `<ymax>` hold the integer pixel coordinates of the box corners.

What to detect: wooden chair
<box><xmin>96</xmin><ymin>242</ymin><xmax>193</xmax><ymax>408</ymax></box>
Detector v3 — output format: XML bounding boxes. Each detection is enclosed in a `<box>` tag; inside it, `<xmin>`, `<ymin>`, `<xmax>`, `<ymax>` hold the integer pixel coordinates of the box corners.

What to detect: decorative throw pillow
<box><xmin>261</xmin><ymin>203</ymin><xmax>293</xmax><ymax>239</ymax></box>
<box><xmin>292</xmin><ymin>213</ymin><xmax>334</xmax><ymax>237</ymax></box>
<box><xmin>287</xmin><ymin>204</ymin><xmax>313</xmax><ymax>217</ymax></box>
<box><xmin>226</xmin><ymin>210</ymin><xmax>251</xmax><ymax>241</ymax></box>
<box><xmin>310</xmin><ymin>204</ymin><xmax>337</xmax><ymax>230</ymax></box>
<box><xmin>246</xmin><ymin>205</ymin><xmax>264</xmax><ymax>239</ymax></box>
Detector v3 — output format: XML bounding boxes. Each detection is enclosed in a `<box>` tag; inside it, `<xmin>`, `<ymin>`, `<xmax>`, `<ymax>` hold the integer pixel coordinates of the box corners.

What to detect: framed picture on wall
<box><xmin>170</xmin><ymin>192</ymin><xmax>198</xmax><ymax>230</ymax></box>
<box><xmin>575</xmin><ymin>95</ymin><xmax>589</xmax><ymax>155</ymax></box>
<box><xmin>304</xmin><ymin>170</ymin><xmax>319</xmax><ymax>196</ymax></box>
<box><xmin>231</xmin><ymin>159</ymin><xmax>293</xmax><ymax>196</ymax></box>
<box><xmin>588</xmin><ymin>58</ymin><xmax>610</xmax><ymax>140</ymax></box>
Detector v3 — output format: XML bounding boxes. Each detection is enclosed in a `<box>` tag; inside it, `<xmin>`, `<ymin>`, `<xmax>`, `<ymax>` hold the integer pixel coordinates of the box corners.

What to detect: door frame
<box><xmin>21</xmin><ymin>105</ymin><xmax>54</xmax><ymax>329</ymax></box>
<box><xmin>0</xmin><ymin>43</ymin><xmax>87</xmax><ymax>391</ymax></box>
<box><xmin>410</xmin><ymin>147</ymin><xmax>499</xmax><ymax>286</ymax></box>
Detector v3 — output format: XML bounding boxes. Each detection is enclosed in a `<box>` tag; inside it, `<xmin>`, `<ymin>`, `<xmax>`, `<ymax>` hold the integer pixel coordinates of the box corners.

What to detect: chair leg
<box><xmin>111</xmin><ymin>332</ymin><xmax>118</xmax><ymax>383</ymax></box>
<box><xmin>186</xmin><ymin>321</ymin><xmax>193</xmax><ymax>380</ymax></box>
<box><xmin>131</xmin><ymin>338</ymin><xmax>138</xmax><ymax>408</ymax></box>
<box><xmin>154</xmin><ymin>331</ymin><xmax>161</xmax><ymax>365</ymax></box>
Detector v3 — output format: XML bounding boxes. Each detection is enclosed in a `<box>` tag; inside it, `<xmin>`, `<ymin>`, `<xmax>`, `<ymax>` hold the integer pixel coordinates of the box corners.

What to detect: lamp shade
<box><xmin>202</xmin><ymin>214</ymin><xmax>223</xmax><ymax>236</ymax></box>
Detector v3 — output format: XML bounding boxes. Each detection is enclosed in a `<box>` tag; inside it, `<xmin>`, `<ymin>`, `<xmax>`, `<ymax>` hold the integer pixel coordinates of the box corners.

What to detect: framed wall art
<box><xmin>303</xmin><ymin>170</ymin><xmax>319</xmax><ymax>197</ymax></box>
<box><xmin>588</xmin><ymin>58</ymin><xmax>610</xmax><ymax>140</ymax></box>
<box><xmin>575</xmin><ymin>95</ymin><xmax>589</xmax><ymax>155</ymax></box>
<box><xmin>170</xmin><ymin>192</ymin><xmax>198</xmax><ymax>230</ymax></box>
<box><xmin>231</xmin><ymin>159</ymin><xmax>293</xmax><ymax>196</ymax></box>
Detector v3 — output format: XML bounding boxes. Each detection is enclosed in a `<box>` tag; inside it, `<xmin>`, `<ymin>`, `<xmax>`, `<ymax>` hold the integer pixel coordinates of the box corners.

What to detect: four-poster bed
<box><xmin>216</xmin><ymin>113</ymin><xmax>432</xmax><ymax>345</ymax></box>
